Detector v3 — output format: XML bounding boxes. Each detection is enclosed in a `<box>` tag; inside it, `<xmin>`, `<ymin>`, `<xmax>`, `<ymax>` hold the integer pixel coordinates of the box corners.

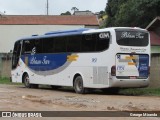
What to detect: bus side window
<box><xmin>54</xmin><ymin>37</ymin><xmax>67</xmax><ymax>53</ymax></box>
<box><xmin>81</xmin><ymin>34</ymin><xmax>96</xmax><ymax>52</ymax></box>
<box><xmin>34</xmin><ymin>39</ymin><xmax>43</xmax><ymax>54</ymax></box>
<box><xmin>43</xmin><ymin>38</ymin><xmax>54</xmax><ymax>53</ymax></box>
<box><xmin>96</xmin><ymin>33</ymin><xmax>110</xmax><ymax>51</ymax></box>
<box><xmin>67</xmin><ymin>35</ymin><xmax>81</xmax><ymax>52</ymax></box>
<box><xmin>23</xmin><ymin>40</ymin><xmax>34</xmax><ymax>54</ymax></box>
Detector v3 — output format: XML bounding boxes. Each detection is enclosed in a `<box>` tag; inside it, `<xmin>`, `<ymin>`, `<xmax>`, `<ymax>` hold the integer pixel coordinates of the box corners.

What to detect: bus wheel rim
<box><xmin>25</xmin><ymin>76</ymin><xmax>30</xmax><ymax>86</ymax></box>
<box><xmin>77</xmin><ymin>79</ymin><xmax>82</xmax><ymax>91</ymax></box>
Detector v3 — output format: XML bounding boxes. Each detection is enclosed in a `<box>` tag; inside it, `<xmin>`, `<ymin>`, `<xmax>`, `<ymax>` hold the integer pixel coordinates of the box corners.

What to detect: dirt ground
<box><xmin>0</xmin><ymin>84</ymin><xmax>160</xmax><ymax>120</ymax></box>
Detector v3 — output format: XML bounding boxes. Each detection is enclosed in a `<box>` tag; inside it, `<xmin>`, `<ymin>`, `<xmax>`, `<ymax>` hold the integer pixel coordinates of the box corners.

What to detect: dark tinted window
<box><xmin>22</xmin><ymin>40</ymin><xmax>34</xmax><ymax>54</ymax></box>
<box><xmin>54</xmin><ymin>37</ymin><xmax>66</xmax><ymax>53</ymax></box>
<box><xmin>81</xmin><ymin>34</ymin><xmax>96</xmax><ymax>52</ymax></box>
<box><xmin>43</xmin><ymin>38</ymin><xmax>54</xmax><ymax>53</ymax></box>
<box><xmin>116</xmin><ymin>30</ymin><xmax>149</xmax><ymax>46</ymax></box>
<box><xmin>67</xmin><ymin>35</ymin><xmax>81</xmax><ymax>52</ymax></box>
<box><xmin>34</xmin><ymin>39</ymin><xmax>43</xmax><ymax>53</ymax></box>
<box><xmin>22</xmin><ymin>32</ymin><xmax>110</xmax><ymax>54</ymax></box>
<box><xmin>96</xmin><ymin>33</ymin><xmax>110</xmax><ymax>51</ymax></box>
<box><xmin>40</xmin><ymin>37</ymin><xmax>67</xmax><ymax>53</ymax></box>
<box><xmin>22</xmin><ymin>39</ymin><xmax>43</xmax><ymax>54</ymax></box>
<box><xmin>82</xmin><ymin>32</ymin><xmax>110</xmax><ymax>52</ymax></box>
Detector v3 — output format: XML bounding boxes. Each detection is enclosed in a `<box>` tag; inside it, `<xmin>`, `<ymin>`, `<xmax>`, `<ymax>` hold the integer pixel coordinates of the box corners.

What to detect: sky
<box><xmin>0</xmin><ymin>0</ymin><xmax>107</xmax><ymax>15</ymax></box>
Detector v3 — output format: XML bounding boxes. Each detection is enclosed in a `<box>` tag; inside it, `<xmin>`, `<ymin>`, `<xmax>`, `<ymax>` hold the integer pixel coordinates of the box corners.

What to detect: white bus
<box><xmin>11</xmin><ymin>27</ymin><xmax>150</xmax><ymax>94</ymax></box>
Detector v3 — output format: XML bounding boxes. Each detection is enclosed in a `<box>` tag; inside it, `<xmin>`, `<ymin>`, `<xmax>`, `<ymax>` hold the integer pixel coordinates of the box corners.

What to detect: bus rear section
<box><xmin>110</xmin><ymin>28</ymin><xmax>150</xmax><ymax>88</ymax></box>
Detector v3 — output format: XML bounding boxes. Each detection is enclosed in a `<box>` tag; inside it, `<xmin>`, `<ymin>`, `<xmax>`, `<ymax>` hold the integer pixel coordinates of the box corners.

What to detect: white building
<box><xmin>73</xmin><ymin>11</ymin><xmax>94</xmax><ymax>16</ymax></box>
<box><xmin>0</xmin><ymin>15</ymin><xmax>99</xmax><ymax>53</ymax></box>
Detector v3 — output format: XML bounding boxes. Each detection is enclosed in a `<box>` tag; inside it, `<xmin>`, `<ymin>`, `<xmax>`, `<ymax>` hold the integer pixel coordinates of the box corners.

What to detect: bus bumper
<box><xmin>110</xmin><ymin>77</ymin><xmax>150</xmax><ymax>88</ymax></box>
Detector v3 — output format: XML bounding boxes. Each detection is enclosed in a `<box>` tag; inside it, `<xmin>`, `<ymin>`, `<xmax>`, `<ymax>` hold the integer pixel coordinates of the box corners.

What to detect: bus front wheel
<box><xmin>23</xmin><ymin>74</ymin><xmax>31</xmax><ymax>88</ymax></box>
<box><xmin>23</xmin><ymin>74</ymin><xmax>38</xmax><ymax>88</ymax></box>
<box><xmin>74</xmin><ymin>76</ymin><xmax>85</xmax><ymax>94</ymax></box>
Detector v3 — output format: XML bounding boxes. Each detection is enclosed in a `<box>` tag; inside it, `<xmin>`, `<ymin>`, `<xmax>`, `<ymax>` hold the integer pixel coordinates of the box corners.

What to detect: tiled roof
<box><xmin>150</xmin><ymin>31</ymin><xmax>160</xmax><ymax>45</ymax></box>
<box><xmin>0</xmin><ymin>15</ymin><xmax>99</xmax><ymax>26</ymax></box>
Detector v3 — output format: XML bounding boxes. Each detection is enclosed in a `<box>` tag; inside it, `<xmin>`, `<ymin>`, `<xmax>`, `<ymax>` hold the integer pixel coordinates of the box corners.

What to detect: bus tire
<box><xmin>74</xmin><ymin>76</ymin><xmax>85</xmax><ymax>94</ymax></box>
<box><xmin>101</xmin><ymin>88</ymin><xmax>119</xmax><ymax>94</ymax></box>
<box><xmin>23</xmin><ymin>74</ymin><xmax>32</xmax><ymax>88</ymax></box>
<box><xmin>23</xmin><ymin>74</ymin><xmax>38</xmax><ymax>89</ymax></box>
<box><xmin>51</xmin><ymin>85</ymin><xmax>61</xmax><ymax>90</ymax></box>
<box><xmin>31</xmin><ymin>84</ymin><xmax>39</xmax><ymax>89</ymax></box>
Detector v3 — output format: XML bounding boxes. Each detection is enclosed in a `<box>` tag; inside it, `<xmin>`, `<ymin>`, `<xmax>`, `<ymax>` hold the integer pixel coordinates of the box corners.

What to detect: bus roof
<box><xmin>17</xmin><ymin>27</ymin><xmax>148</xmax><ymax>41</ymax></box>
<box><xmin>20</xmin><ymin>28</ymin><xmax>92</xmax><ymax>40</ymax></box>
<box><xmin>45</xmin><ymin>28</ymin><xmax>91</xmax><ymax>35</ymax></box>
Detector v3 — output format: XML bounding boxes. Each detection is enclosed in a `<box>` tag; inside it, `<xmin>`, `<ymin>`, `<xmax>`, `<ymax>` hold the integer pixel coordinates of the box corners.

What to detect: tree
<box><xmin>98</xmin><ymin>11</ymin><xmax>105</xmax><ymax>19</ymax></box>
<box><xmin>105</xmin><ymin>0</ymin><xmax>160</xmax><ymax>28</ymax></box>
<box><xmin>61</xmin><ymin>11</ymin><xmax>71</xmax><ymax>15</ymax></box>
<box><xmin>71</xmin><ymin>7</ymin><xmax>79</xmax><ymax>13</ymax></box>
<box><xmin>105</xmin><ymin>0</ymin><xmax>124</xmax><ymax>27</ymax></box>
<box><xmin>99</xmin><ymin>10</ymin><xmax>105</xmax><ymax>15</ymax></box>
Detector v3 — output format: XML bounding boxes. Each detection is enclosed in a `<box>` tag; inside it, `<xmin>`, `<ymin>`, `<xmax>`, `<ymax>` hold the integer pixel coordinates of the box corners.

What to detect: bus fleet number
<box><xmin>92</xmin><ymin>58</ymin><xmax>97</xmax><ymax>63</ymax></box>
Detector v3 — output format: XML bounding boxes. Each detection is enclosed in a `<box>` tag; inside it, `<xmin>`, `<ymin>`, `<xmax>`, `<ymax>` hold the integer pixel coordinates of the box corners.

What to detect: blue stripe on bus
<box><xmin>21</xmin><ymin>53</ymin><xmax>70</xmax><ymax>71</ymax></box>
<box><xmin>138</xmin><ymin>55</ymin><xmax>149</xmax><ymax>77</ymax></box>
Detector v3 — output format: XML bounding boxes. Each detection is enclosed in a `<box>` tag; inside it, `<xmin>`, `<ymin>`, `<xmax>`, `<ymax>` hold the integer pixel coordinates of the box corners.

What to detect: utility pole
<box><xmin>47</xmin><ymin>0</ymin><xmax>49</xmax><ymax>15</ymax></box>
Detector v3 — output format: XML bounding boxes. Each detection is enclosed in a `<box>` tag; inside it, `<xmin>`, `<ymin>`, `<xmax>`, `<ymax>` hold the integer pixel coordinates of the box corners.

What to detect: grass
<box><xmin>0</xmin><ymin>77</ymin><xmax>22</xmax><ymax>85</ymax></box>
<box><xmin>119</xmin><ymin>88</ymin><xmax>160</xmax><ymax>96</ymax></box>
<box><xmin>0</xmin><ymin>77</ymin><xmax>160</xmax><ymax>96</ymax></box>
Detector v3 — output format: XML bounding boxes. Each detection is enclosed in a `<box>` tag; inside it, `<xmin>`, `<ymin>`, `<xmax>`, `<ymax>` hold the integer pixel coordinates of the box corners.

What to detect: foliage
<box><xmin>98</xmin><ymin>10</ymin><xmax>106</xmax><ymax>19</ymax></box>
<box><xmin>106</xmin><ymin>0</ymin><xmax>160</xmax><ymax>28</ymax></box>
<box><xmin>71</xmin><ymin>7</ymin><xmax>79</xmax><ymax>12</ymax></box>
<box><xmin>0</xmin><ymin>77</ymin><xmax>11</xmax><ymax>84</ymax></box>
<box><xmin>0</xmin><ymin>77</ymin><xmax>22</xmax><ymax>85</ymax></box>
<box><xmin>61</xmin><ymin>11</ymin><xmax>71</xmax><ymax>15</ymax></box>
<box><xmin>119</xmin><ymin>88</ymin><xmax>160</xmax><ymax>96</ymax></box>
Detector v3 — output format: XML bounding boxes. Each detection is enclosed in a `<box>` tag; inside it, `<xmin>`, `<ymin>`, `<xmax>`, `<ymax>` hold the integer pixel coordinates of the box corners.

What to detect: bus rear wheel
<box><xmin>74</xmin><ymin>76</ymin><xmax>85</xmax><ymax>94</ymax></box>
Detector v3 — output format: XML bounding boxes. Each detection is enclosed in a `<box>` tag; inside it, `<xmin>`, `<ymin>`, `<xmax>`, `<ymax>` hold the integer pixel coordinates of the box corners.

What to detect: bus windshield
<box><xmin>12</xmin><ymin>41</ymin><xmax>21</xmax><ymax>69</ymax></box>
<box><xmin>116</xmin><ymin>30</ymin><xmax>149</xmax><ymax>46</ymax></box>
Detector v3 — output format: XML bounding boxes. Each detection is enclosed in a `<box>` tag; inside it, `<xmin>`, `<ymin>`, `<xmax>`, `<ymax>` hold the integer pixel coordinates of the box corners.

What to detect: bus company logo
<box><xmin>92</xmin><ymin>58</ymin><xmax>97</xmax><ymax>63</ymax></box>
<box><xmin>99</xmin><ymin>33</ymin><xmax>110</xmax><ymax>39</ymax></box>
<box><xmin>121</xmin><ymin>32</ymin><xmax>144</xmax><ymax>39</ymax></box>
<box><xmin>117</xmin><ymin>66</ymin><xmax>125</xmax><ymax>71</ymax></box>
<box><xmin>30</xmin><ymin>56</ymin><xmax>50</xmax><ymax>65</ymax></box>
<box><xmin>31</xmin><ymin>47</ymin><xmax>36</xmax><ymax>55</ymax></box>
<box><xmin>121</xmin><ymin>32</ymin><xmax>135</xmax><ymax>39</ymax></box>
<box><xmin>136</xmin><ymin>32</ymin><xmax>144</xmax><ymax>39</ymax></box>
<box><xmin>117</xmin><ymin>55</ymin><xmax>121</xmax><ymax>59</ymax></box>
